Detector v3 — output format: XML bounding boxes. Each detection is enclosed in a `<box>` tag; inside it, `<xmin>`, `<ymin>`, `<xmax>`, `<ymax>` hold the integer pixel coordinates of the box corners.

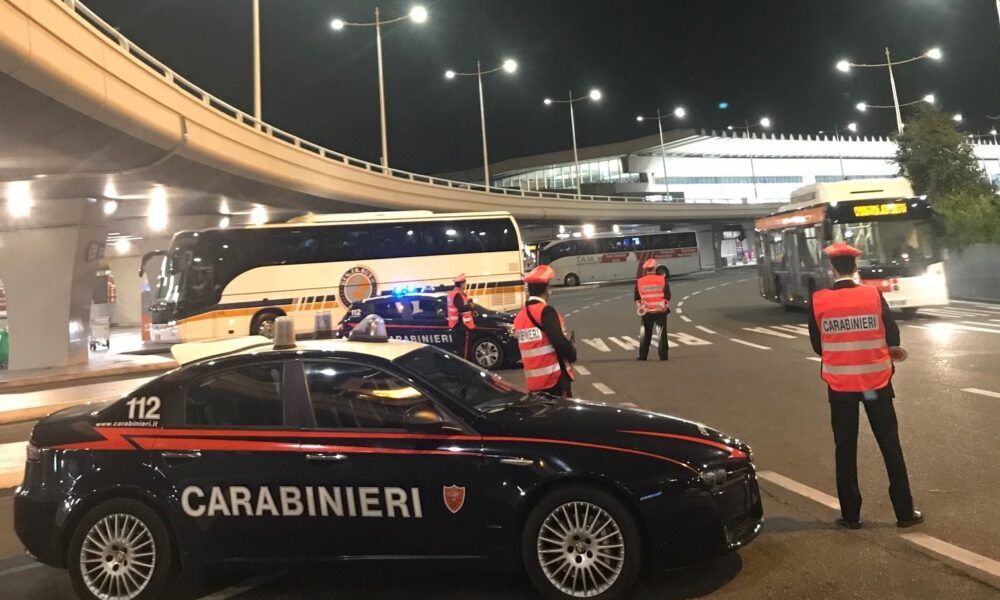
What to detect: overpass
<box><xmin>0</xmin><ymin>0</ymin><xmax>780</xmax><ymax>371</ymax></box>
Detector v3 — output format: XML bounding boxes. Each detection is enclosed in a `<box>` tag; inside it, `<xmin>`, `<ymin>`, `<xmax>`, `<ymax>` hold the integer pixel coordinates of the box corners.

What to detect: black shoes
<box><xmin>897</xmin><ymin>510</ymin><xmax>924</xmax><ymax>528</ymax></box>
<box><xmin>836</xmin><ymin>518</ymin><xmax>862</xmax><ymax>530</ymax></box>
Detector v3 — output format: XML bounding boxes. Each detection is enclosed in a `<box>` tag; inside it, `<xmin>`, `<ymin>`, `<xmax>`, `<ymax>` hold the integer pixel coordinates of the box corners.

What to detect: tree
<box><xmin>895</xmin><ymin>106</ymin><xmax>1000</xmax><ymax>246</ymax></box>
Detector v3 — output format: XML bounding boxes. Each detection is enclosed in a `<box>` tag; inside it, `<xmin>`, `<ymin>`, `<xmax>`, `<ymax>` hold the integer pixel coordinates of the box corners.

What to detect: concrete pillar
<box><xmin>105</xmin><ymin>237</ymin><xmax>169</xmax><ymax>327</ymax></box>
<box><xmin>0</xmin><ymin>199</ymin><xmax>108</xmax><ymax>370</ymax></box>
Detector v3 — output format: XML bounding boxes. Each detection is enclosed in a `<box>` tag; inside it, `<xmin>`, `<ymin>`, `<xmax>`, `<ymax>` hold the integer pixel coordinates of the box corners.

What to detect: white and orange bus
<box><xmin>537</xmin><ymin>231</ymin><xmax>701</xmax><ymax>286</ymax></box>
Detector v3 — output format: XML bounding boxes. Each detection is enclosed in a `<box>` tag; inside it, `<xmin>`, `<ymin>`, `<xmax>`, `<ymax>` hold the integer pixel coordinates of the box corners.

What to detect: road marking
<box><xmin>197</xmin><ymin>572</ymin><xmax>288</xmax><ymax>600</ymax></box>
<box><xmin>695</xmin><ymin>325</ymin><xmax>717</xmax><ymax>335</ymax></box>
<box><xmin>677</xmin><ymin>301</ymin><xmax>684</xmax><ymax>308</ymax></box>
<box><xmin>567</xmin><ymin>310</ymin><xmax>579</xmax><ymax>316</ymax></box>
<box><xmin>952</xmin><ymin>300</ymin><xmax>1000</xmax><ymax>311</ymax></box>
<box><xmin>962</xmin><ymin>388</ymin><xmax>1000</xmax><ymax>399</ymax></box>
<box><xmin>908</xmin><ymin>323</ymin><xmax>1000</xmax><ymax>335</ymax></box>
<box><xmin>581</xmin><ymin>338</ymin><xmax>611</xmax><ymax>353</ymax></box>
<box><xmin>807</xmin><ymin>356</ymin><xmax>822</xmax><ymax>362</ymax></box>
<box><xmin>900</xmin><ymin>532</ymin><xmax>1000</xmax><ymax>588</ymax></box>
<box><xmin>592</xmin><ymin>383</ymin><xmax>615</xmax><ymax>395</ymax></box>
<box><xmin>0</xmin><ymin>561</ymin><xmax>43</xmax><ymax>577</ymax></box>
<box><xmin>691</xmin><ymin>290</ymin><xmax>702</xmax><ymax>296</ymax></box>
<box><xmin>772</xmin><ymin>324</ymin><xmax>810</xmax><ymax>335</ymax></box>
<box><xmin>609</xmin><ymin>336</ymin><xmax>640</xmax><ymax>351</ymax></box>
<box><xmin>680</xmin><ymin>315</ymin><xmax>692</xmax><ymax>322</ymax></box>
<box><xmin>923</xmin><ymin>308</ymin><xmax>988</xmax><ymax>318</ymax></box>
<box><xmin>669</xmin><ymin>332</ymin><xmax>711</xmax><ymax>346</ymax></box>
<box><xmin>676</xmin><ymin>308</ymin><xmax>683</xmax><ymax>314</ymax></box>
<box><xmin>744</xmin><ymin>326</ymin><xmax>797</xmax><ymax>339</ymax></box>
<box><xmin>719</xmin><ymin>282</ymin><xmax>731</xmax><ymax>287</ymax></box>
<box><xmin>574</xmin><ymin>365</ymin><xmax>591</xmax><ymax>376</ymax></box>
<box><xmin>757</xmin><ymin>471</ymin><xmax>840</xmax><ymax>510</ymax></box>
<box><xmin>682</xmin><ymin>295</ymin><xmax>691</xmax><ymax>301</ymax></box>
<box><xmin>737</xmin><ymin>278</ymin><xmax>749</xmax><ymax>282</ymax></box>
<box><xmin>962</xmin><ymin>321</ymin><xmax>1000</xmax><ymax>329</ymax></box>
<box><xmin>729</xmin><ymin>338</ymin><xmax>771</xmax><ymax>350</ymax></box>
<box><xmin>705</xmin><ymin>286</ymin><xmax>716</xmax><ymax>291</ymax></box>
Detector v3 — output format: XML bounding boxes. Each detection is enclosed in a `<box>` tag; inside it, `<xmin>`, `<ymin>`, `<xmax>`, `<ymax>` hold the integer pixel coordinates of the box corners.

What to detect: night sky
<box><xmin>86</xmin><ymin>0</ymin><xmax>1000</xmax><ymax>174</ymax></box>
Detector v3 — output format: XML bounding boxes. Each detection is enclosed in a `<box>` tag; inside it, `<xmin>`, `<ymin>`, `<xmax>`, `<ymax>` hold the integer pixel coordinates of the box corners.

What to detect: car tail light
<box><xmin>26</xmin><ymin>443</ymin><xmax>42</xmax><ymax>462</ymax></box>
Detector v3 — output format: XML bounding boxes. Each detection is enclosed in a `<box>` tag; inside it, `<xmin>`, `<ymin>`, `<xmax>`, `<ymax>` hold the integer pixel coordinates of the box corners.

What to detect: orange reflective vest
<box><xmin>637</xmin><ymin>274</ymin><xmax>669</xmax><ymax>313</ymax></box>
<box><xmin>447</xmin><ymin>288</ymin><xmax>475</xmax><ymax>329</ymax></box>
<box><xmin>812</xmin><ymin>285</ymin><xmax>892</xmax><ymax>392</ymax></box>
<box><xmin>514</xmin><ymin>301</ymin><xmax>573</xmax><ymax>391</ymax></box>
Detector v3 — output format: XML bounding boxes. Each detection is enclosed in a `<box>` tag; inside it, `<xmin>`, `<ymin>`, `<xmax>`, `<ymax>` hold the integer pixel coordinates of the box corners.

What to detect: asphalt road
<box><xmin>2</xmin><ymin>267</ymin><xmax>998</xmax><ymax>599</ymax></box>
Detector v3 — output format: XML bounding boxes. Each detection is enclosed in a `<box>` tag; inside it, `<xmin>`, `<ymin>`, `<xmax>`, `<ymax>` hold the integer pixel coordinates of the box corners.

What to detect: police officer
<box><xmin>635</xmin><ymin>258</ymin><xmax>671</xmax><ymax>361</ymax></box>
<box><xmin>808</xmin><ymin>242</ymin><xmax>923</xmax><ymax>529</ymax></box>
<box><xmin>514</xmin><ymin>265</ymin><xmax>577</xmax><ymax>397</ymax></box>
<box><xmin>447</xmin><ymin>274</ymin><xmax>475</xmax><ymax>360</ymax></box>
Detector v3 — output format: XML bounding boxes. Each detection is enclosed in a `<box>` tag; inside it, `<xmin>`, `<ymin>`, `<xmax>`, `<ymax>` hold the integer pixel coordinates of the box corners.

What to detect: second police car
<box><xmin>15</xmin><ymin>316</ymin><xmax>762</xmax><ymax>600</ymax></box>
<box><xmin>338</xmin><ymin>291</ymin><xmax>521</xmax><ymax>370</ymax></box>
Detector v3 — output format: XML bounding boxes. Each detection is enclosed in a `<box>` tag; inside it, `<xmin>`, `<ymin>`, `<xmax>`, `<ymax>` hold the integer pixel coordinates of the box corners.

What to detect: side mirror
<box><xmin>403</xmin><ymin>405</ymin><xmax>445</xmax><ymax>433</ymax></box>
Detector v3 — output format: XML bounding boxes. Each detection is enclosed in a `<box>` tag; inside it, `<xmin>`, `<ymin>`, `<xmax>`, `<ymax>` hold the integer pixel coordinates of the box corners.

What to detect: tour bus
<box><xmin>755</xmin><ymin>178</ymin><xmax>948</xmax><ymax>315</ymax></box>
<box><xmin>143</xmin><ymin>211</ymin><xmax>524</xmax><ymax>343</ymax></box>
<box><xmin>537</xmin><ymin>231</ymin><xmax>701</xmax><ymax>286</ymax></box>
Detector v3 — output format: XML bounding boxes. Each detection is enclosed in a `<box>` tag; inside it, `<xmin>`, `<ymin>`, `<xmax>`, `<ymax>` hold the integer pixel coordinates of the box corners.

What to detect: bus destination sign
<box><xmin>852</xmin><ymin>202</ymin><xmax>908</xmax><ymax>218</ymax></box>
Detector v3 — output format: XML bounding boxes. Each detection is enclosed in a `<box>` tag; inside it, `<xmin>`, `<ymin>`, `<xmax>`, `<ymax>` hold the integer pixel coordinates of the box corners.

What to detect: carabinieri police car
<box><xmin>338</xmin><ymin>291</ymin><xmax>521</xmax><ymax>370</ymax></box>
<box><xmin>15</xmin><ymin>316</ymin><xmax>762</xmax><ymax>600</ymax></box>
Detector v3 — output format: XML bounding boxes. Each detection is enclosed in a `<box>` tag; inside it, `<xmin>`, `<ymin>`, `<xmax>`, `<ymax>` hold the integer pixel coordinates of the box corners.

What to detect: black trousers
<box><xmin>452</xmin><ymin>325</ymin><xmax>470</xmax><ymax>360</ymax></box>
<box><xmin>829</xmin><ymin>392</ymin><xmax>914</xmax><ymax>521</ymax></box>
<box><xmin>638</xmin><ymin>312</ymin><xmax>668</xmax><ymax>360</ymax></box>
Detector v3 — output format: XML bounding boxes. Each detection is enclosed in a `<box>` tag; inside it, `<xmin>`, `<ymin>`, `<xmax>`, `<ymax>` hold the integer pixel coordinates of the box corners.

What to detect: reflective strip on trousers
<box><xmin>822</xmin><ymin>339</ymin><xmax>888</xmax><ymax>352</ymax></box>
<box><xmin>524</xmin><ymin>363</ymin><xmax>562</xmax><ymax>378</ymax></box>
<box><xmin>520</xmin><ymin>344</ymin><xmax>556</xmax><ymax>359</ymax></box>
<box><xmin>821</xmin><ymin>359</ymin><xmax>893</xmax><ymax>375</ymax></box>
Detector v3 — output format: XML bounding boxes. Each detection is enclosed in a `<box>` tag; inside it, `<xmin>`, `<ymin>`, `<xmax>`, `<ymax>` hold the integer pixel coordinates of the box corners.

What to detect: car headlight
<box><xmin>700</xmin><ymin>467</ymin><xmax>728</xmax><ymax>489</ymax></box>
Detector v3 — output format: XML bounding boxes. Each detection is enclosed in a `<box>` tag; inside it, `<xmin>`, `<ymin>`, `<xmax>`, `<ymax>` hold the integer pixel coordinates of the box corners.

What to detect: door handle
<box><xmin>306</xmin><ymin>453</ymin><xmax>349</xmax><ymax>462</ymax></box>
<box><xmin>161</xmin><ymin>451</ymin><xmax>201</xmax><ymax>460</ymax></box>
<box><xmin>499</xmin><ymin>457</ymin><xmax>534</xmax><ymax>466</ymax></box>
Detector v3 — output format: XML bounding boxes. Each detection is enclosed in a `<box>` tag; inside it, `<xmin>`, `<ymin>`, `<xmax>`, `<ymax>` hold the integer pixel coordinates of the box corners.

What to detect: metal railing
<box><xmin>57</xmin><ymin>0</ymin><xmax>782</xmax><ymax>208</ymax></box>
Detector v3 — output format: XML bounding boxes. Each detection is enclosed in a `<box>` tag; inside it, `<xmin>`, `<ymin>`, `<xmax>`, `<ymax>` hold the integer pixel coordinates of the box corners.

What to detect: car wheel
<box><xmin>564</xmin><ymin>273</ymin><xmax>580</xmax><ymax>287</ymax></box>
<box><xmin>522</xmin><ymin>485</ymin><xmax>642</xmax><ymax>600</ymax></box>
<box><xmin>250</xmin><ymin>311</ymin><xmax>281</xmax><ymax>338</ymax></box>
<box><xmin>472</xmin><ymin>336</ymin><xmax>505</xmax><ymax>370</ymax></box>
<box><xmin>68</xmin><ymin>498</ymin><xmax>173</xmax><ymax>600</ymax></box>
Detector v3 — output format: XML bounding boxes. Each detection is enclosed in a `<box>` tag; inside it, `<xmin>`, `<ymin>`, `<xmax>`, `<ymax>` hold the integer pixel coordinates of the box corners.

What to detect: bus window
<box><xmin>766</xmin><ymin>233</ymin><xmax>786</xmax><ymax>268</ymax></box>
<box><xmin>798</xmin><ymin>229</ymin><xmax>821</xmax><ymax>271</ymax></box>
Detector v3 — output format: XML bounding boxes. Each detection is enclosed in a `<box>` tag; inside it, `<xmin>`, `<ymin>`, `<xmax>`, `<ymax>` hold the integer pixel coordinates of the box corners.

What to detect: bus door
<box><xmin>793</xmin><ymin>226</ymin><xmax>825</xmax><ymax>305</ymax></box>
<box><xmin>770</xmin><ymin>230</ymin><xmax>794</xmax><ymax>304</ymax></box>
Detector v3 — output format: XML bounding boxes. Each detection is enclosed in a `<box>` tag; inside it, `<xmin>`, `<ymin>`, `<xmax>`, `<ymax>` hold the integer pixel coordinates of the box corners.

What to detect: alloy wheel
<box><xmin>536</xmin><ymin>501</ymin><xmax>625</xmax><ymax>598</ymax></box>
<box><xmin>80</xmin><ymin>513</ymin><xmax>157</xmax><ymax>600</ymax></box>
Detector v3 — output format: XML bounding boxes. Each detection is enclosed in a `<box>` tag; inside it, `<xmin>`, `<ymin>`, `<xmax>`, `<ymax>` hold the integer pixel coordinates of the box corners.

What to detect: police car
<box><xmin>338</xmin><ymin>292</ymin><xmax>520</xmax><ymax>370</ymax></box>
<box><xmin>15</xmin><ymin>316</ymin><xmax>762</xmax><ymax>600</ymax></box>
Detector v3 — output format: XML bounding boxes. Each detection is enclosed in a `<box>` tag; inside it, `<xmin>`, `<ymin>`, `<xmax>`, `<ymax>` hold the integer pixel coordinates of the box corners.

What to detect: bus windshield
<box><xmin>835</xmin><ymin>220</ymin><xmax>939</xmax><ymax>267</ymax></box>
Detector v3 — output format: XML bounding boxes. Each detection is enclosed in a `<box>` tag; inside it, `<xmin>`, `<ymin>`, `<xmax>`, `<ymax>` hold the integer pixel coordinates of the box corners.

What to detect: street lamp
<box><xmin>952</xmin><ymin>113</ymin><xmax>964</xmax><ymax>123</ymax></box>
<box><xmin>635</xmin><ymin>107</ymin><xmax>686</xmax><ymax>200</ymax></box>
<box><xmin>543</xmin><ymin>88</ymin><xmax>603</xmax><ymax>197</ymax></box>
<box><xmin>444</xmin><ymin>58</ymin><xmax>518</xmax><ymax>186</ymax></box>
<box><xmin>855</xmin><ymin>94</ymin><xmax>936</xmax><ymax>114</ymax></box>
<box><xmin>330</xmin><ymin>6</ymin><xmax>429</xmax><ymax>168</ymax></box>
<box><xmin>819</xmin><ymin>123</ymin><xmax>860</xmax><ymax>180</ymax></box>
<box><xmin>836</xmin><ymin>47</ymin><xmax>942</xmax><ymax>133</ymax></box>
<box><xmin>729</xmin><ymin>117</ymin><xmax>772</xmax><ymax>201</ymax></box>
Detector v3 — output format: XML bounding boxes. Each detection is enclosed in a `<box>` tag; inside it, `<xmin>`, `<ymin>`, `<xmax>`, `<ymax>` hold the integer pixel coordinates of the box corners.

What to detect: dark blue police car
<box><xmin>338</xmin><ymin>292</ymin><xmax>520</xmax><ymax>370</ymax></box>
<box><xmin>15</xmin><ymin>316</ymin><xmax>762</xmax><ymax>600</ymax></box>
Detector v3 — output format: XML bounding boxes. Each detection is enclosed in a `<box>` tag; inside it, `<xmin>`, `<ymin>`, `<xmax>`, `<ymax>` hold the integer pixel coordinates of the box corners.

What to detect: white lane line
<box><xmin>900</xmin><ymin>532</ymin><xmax>1000</xmax><ymax>587</ymax></box>
<box><xmin>0</xmin><ymin>561</ymin><xmax>44</xmax><ymax>577</ymax></box>
<box><xmin>947</xmin><ymin>324</ymin><xmax>1000</xmax><ymax>334</ymax></box>
<box><xmin>962</xmin><ymin>321</ymin><xmax>1000</xmax><ymax>329</ymax></box>
<box><xmin>677</xmin><ymin>301</ymin><xmax>685</xmax><ymax>308</ymax></box>
<box><xmin>676</xmin><ymin>308</ymin><xmax>683</xmax><ymax>314</ymax></box>
<box><xmin>197</xmin><ymin>572</ymin><xmax>288</xmax><ymax>600</ymax></box>
<box><xmin>737</xmin><ymin>278</ymin><xmax>749</xmax><ymax>282</ymax></box>
<box><xmin>962</xmin><ymin>388</ymin><xmax>1000</xmax><ymax>399</ymax></box>
<box><xmin>729</xmin><ymin>338</ymin><xmax>771</xmax><ymax>350</ymax></box>
<box><xmin>680</xmin><ymin>315</ymin><xmax>692</xmax><ymax>323</ymax></box>
<box><xmin>757</xmin><ymin>471</ymin><xmax>840</xmax><ymax>510</ymax></box>
<box><xmin>772</xmin><ymin>324</ymin><xmax>810</xmax><ymax>335</ymax></box>
<box><xmin>669</xmin><ymin>332</ymin><xmax>708</xmax><ymax>346</ymax></box>
<box><xmin>743</xmin><ymin>327</ymin><xmax>797</xmax><ymax>339</ymax></box>
<box><xmin>719</xmin><ymin>282</ymin><xmax>731</xmax><ymax>287</ymax></box>
<box><xmin>806</xmin><ymin>356</ymin><xmax>822</xmax><ymax>362</ymax></box>
<box><xmin>705</xmin><ymin>286</ymin><xmax>716</xmax><ymax>291</ymax></box>
<box><xmin>574</xmin><ymin>365</ymin><xmax>591</xmax><ymax>376</ymax></box>
<box><xmin>567</xmin><ymin>310</ymin><xmax>579</xmax><ymax>316</ymax></box>
<box><xmin>582</xmin><ymin>338</ymin><xmax>612</xmax><ymax>353</ymax></box>
<box><xmin>924</xmin><ymin>308</ymin><xmax>987</xmax><ymax>318</ymax></box>
<box><xmin>907</xmin><ymin>323</ymin><xmax>1000</xmax><ymax>335</ymax></box>
<box><xmin>695</xmin><ymin>325</ymin><xmax>717</xmax><ymax>335</ymax></box>
<box><xmin>691</xmin><ymin>290</ymin><xmax>702</xmax><ymax>296</ymax></box>
<box><xmin>592</xmin><ymin>382</ymin><xmax>615</xmax><ymax>395</ymax></box>
<box><xmin>993</xmin><ymin>319</ymin><xmax>1000</xmax><ymax>323</ymax></box>
<box><xmin>952</xmin><ymin>300</ymin><xmax>1000</xmax><ymax>311</ymax></box>
<box><xmin>682</xmin><ymin>295</ymin><xmax>691</xmax><ymax>301</ymax></box>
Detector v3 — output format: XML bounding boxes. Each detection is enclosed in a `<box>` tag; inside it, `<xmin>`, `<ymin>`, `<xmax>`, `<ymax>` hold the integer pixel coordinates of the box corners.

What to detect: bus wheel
<box><xmin>472</xmin><ymin>336</ymin><xmax>505</xmax><ymax>370</ymax></box>
<box><xmin>564</xmin><ymin>273</ymin><xmax>580</xmax><ymax>287</ymax></box>
<box><xmin>250</xmin><ymin>311</ymin><xmax>282</xmax><ymax>338</ymax></box>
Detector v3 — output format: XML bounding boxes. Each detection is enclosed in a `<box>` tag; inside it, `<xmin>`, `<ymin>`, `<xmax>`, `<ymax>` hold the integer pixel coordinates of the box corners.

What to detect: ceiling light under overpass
<box><xmin>219</xmin><ymin>216</ymin><xmax>231</xmax><ymax>229</ymax></box>
<box><xmin>114</xmin><ymin>238</ymin><xmax>131</xmax><ymax>254</ymax></box>
<box><xmin>250</xmin><ymin>205</ymin><xmax>268</xmax><ymax>226</ymax></box>
<box><xmin>6</xmin><ymin>181</ymin><xmax>33</xmax><ymax>218</ymax></box>
<box><xmin>102</xmin><ymin>200</ymin><xmax>118</xmax><ymax>215</ymax></box>
<box><xmin>583</xmin><ymin>223</ymin><xmax>595</xmax><ymax>237</ymax></box>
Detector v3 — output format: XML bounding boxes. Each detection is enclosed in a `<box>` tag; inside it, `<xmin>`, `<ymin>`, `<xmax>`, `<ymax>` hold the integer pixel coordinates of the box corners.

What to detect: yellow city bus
<box><xmin>143</xmin><ymin>211</ymin><xmax>524</xmax><ymax>342</ymax></box>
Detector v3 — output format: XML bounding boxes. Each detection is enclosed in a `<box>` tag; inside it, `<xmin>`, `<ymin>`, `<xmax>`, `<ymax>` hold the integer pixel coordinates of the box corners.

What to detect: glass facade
<box><xmin>493</xmin><ymin>158</ymin><xmax>638</xmax><ymax>190</ymax></box>
<box><xmin>655</xmin><ymin>176</ymin><xmax>804</xmax><ymax>185</ymax></box>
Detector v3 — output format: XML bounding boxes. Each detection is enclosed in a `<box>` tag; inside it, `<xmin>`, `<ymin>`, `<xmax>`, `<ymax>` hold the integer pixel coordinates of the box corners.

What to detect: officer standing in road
<box><xmin>635</xmin><ymin>258</ymin><xmax>671</xmax><ymax>361</ymax></box>
<box><xmin>808</xmin><ymin>242</ymin><xmax>923</xmax><ymax>529</ymax></box>
<box><xmin>447</xmin><ymin>274</ymin><xmax>476</xmax><ymax>360</ymax></box>
<box><xmin>515</xmin><ymin>265</ymin><xmax>577</xmax><ymax>397</ymax></box>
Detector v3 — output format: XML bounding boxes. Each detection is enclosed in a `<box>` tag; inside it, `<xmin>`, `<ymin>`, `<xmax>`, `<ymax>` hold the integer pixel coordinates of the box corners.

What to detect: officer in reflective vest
<box><xmin>808</xmin><ymin>242</ymin><xmax>923</xmax><ymax>529</ymax></box>
<box><xmin>447</xmin><ymin>274</ymin><xmax>476</xmax><ymax>360</ymax></box>
<box><xmin>635</xmin><ymin>259</ymin><xmax>671</xmax><ymax>361</ymax></box>
<box><xmin>514</xmin><ymin>265</ymin><xmax>577</xmax><ymax>396</ymax></box>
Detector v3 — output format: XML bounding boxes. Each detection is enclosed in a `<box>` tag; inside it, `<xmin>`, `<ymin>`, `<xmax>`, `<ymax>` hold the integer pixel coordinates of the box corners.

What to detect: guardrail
<box><xmin>57</xmin><ymin>0</ymin><xmax>785</xmax><ymax>210</ymax></box>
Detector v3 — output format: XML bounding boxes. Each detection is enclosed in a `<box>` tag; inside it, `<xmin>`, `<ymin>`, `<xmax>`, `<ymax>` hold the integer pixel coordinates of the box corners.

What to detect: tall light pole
<box><xmin>330</xmin><ymin>6</ymin><xmax>429</xmax><ymax>168</ymax></box>
<box><xmin>544</xmin><ymin>89</ymin><xmax>603</xmax><ymax>197</ymax></box>
<box><xmin>445</xmin><ymin>59</ymin><xmax>518</xmax><ymax>187</ymax></box>
<box><xmin>819</xmin><ymin>122</ymin><xmax>859</xmax><ymax>180</ymax></box>
<box><xmin>252</xmin><ymin>0</ymin><xmax>261</xmax><ymax>121</ymax></box>
<box><xmin>836</xmin><ymin>47</ymin><xmax>942</xmax><ymax>133</ymax></box>
<box><xmin>727</xmin><ymin>117</ymin><xmax>772</xmax><ymax>201</ymax></box>
<box><xmin>636</xmin><ymin>107</ymin><xmax>686</xmax><ymax>201</ymax></box>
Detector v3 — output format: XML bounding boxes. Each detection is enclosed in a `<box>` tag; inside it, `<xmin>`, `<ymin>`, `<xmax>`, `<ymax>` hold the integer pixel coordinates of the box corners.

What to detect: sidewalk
<box><xmin>0</xmin><ymin>376</ymin><xmax>155</xmax><ymax>425</ymax></box>
<box><xmin>0</xmin><ymin>441</ymin><xmax>25</xmax><ymax>489</ymax></box>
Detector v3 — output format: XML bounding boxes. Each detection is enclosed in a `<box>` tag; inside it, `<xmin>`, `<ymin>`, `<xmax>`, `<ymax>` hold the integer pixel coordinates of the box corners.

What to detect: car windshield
<box><xmin>395</xmin><ymin>346</ymin><xmax>532</xmax><ymax>411</ymax></box>
<box><xmin>835</xmin><ymin>220</ymin><xmax>940</xmax><ymax>267</ymax></box>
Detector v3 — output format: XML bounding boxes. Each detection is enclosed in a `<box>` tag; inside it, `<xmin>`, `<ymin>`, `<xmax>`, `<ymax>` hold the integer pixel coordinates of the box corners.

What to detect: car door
<box><xmin>150</xmin><ymin>360</ymin><xmax>310</xmax><ymax>560</ymax></box>
<box><xmin>296</xmin><ymin>359</ymin><xmax>485</xmax><ymax>558</ymax></box>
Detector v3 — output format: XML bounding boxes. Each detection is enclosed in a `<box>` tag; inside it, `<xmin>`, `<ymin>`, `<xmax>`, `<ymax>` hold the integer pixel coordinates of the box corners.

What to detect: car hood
<box><xmin>480</xmin><ymin>397</ymin><xmax>750</xmax><ymax>466</ymax></box>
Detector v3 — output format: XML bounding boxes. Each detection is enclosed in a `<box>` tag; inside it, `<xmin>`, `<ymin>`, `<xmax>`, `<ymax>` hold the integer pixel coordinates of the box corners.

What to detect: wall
<box><xmin>946</xmin><ymin>244</ymin><xmax>1000</xmax><ymax>302</ymax></box>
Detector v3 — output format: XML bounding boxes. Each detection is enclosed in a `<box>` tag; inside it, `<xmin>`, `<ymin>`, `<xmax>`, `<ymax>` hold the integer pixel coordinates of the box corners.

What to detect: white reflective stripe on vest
<box><xmin>520</xmin><ymin>344</ymin><xmax>556</xmax><ymax>359</ymax></box>
<box><xmin>822</xmin><ymin>339</ymin><xmax>888</xmax><ymax>352</ymax></box>
<box><xmin>821</xmin><ymin>359</ymin><xmax>893</xmax><ymax>375</ymax></box>
<box><xmin>523</xmin><ymin>363</ymin><xmax>562</xmax><ymax>378</ymax></box>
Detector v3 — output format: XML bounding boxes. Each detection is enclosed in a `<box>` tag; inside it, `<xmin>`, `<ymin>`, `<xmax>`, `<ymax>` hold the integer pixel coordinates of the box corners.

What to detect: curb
<box><xmin>0</xmin><ymin>361</ymin><xmax>176</xmax><ymax>393</ymax></box>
